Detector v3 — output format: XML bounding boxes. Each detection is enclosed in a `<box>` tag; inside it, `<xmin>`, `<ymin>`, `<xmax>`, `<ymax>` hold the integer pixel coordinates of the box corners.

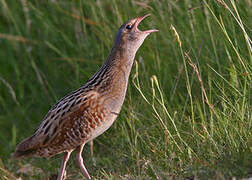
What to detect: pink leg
<box><xmin>57</xmin><ymin>150</ymin><xmax>73</xmax><ymax>180</ymax></box>
<box><xmin>76</xmin><ymin>144</ymin><xmax>91</xmax><ymax>179</ymax></box>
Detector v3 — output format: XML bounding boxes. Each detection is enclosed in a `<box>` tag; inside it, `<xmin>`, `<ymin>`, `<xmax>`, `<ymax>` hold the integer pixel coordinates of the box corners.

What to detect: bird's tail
<box><xmin>13</xmin><ymin>135</ymin><xmax>38</xmax><ymax>159</ymax></box>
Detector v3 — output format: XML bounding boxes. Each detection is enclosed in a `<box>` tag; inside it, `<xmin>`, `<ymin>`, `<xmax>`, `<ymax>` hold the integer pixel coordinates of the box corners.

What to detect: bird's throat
<box><xmin>106</xmin><ymin>42</ymin><xmax>136</xmax><ymax>75</ymax></box>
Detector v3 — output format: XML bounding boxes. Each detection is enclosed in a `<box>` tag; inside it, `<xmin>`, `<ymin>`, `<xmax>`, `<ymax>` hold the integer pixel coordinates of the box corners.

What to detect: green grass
<box><xmin>0</xmin><ymin>0</ymin><xmax>251</xmax><ymax>179</ymax></box>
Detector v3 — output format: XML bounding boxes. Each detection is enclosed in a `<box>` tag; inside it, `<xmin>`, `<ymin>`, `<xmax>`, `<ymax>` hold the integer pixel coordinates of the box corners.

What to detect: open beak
<box><xmin>134</xmin><ymin>14</ymin><xmax>159</xmax><ymax>34</ymax></box>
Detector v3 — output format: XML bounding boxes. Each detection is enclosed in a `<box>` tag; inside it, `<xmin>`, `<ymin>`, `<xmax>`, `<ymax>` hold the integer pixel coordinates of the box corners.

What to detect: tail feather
<box><xmin>13</xmin><ymin>135</ymin><xmax>39</xmax><ymax>159</ymax></box>
<box><xmin>13</xmin><ymin>148</ymin><xmax>36</xmax><ymax>159</ymax></box>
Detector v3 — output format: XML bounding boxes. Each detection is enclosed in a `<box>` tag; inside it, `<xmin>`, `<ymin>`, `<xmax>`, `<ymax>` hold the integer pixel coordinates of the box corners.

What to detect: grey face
<box><xmin>114</xmin><ymin>14</ymin><xmax>158</xmax><ymax>51</ymax></box>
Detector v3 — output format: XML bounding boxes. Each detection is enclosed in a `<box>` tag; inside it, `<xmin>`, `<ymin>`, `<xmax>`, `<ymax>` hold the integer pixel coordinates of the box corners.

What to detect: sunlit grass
<box><xmin>0</xmin><ymin>0</ymin><xmax>251</xmax><ymax>179</ymax></box>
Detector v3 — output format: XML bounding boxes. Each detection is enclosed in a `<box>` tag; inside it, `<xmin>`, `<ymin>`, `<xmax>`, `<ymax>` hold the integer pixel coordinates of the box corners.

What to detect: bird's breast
<box><xmin>85</xmin><ymin>71</ymin><xmax>129</xmax><ymax>141</ymax></box>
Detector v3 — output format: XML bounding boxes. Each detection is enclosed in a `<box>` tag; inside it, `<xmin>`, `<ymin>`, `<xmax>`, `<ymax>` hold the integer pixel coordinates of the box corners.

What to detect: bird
<box><xmin>13</xmin><ymin>14</ymin><xmax>158</xmax><ymax>180</ymax></box>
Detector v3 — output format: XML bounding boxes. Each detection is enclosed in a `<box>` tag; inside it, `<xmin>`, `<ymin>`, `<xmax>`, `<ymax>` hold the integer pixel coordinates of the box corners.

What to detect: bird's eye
<box><xmin>126</xmin><ymin>24</ymin><xmax>132</xmax><ymax>30</ymax></box>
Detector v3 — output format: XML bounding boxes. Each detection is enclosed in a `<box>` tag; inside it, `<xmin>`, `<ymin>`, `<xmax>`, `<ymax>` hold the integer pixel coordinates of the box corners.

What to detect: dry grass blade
<box><xmin>0</xmin><ymin>76</ymin><xmax>20</xmax><ymax>106</ymax></box>
<box><xmin>51</xmin><ymin>57</ymin><xmax>85</xmax><ymax>62</ymax></box>
<box><xmin>184</xmin><ymin>52</ymin><xmax>215</xmax><ymax>114</ymax></box>
<box><xmin>0</xmin><ymin>33</ymin><xmax>36</xmax><ymax>44</ymax></box>
<box><xmin>170</xmin><ymin>24</ymin><xmax>182</xmax><ymax>47</ymax></box>
<box><xmin>30</xmin><ymin>60</ymin><xmax>50</xmax><ymax>99</ymax></box>
<box><xmin>57</xmin><ymin>7</ymin><xmax>97</xmax><ymax>26</ymax></box>
<box><xmin>133</xmin><ymin>1</ymin><xmax>153</xmax><ymax>10</ymax></box>
<box><xmin>0</xmin><ymin>162</ymin><xmax>18</xmax><ymax>180</ymax></box>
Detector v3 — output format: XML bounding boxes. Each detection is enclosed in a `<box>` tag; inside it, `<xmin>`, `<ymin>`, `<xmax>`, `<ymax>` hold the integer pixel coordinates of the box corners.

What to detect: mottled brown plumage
<box><xmin>13</xmin><ymin>14</ymin><xmax>158</xmax><ymax>180</ymax></box>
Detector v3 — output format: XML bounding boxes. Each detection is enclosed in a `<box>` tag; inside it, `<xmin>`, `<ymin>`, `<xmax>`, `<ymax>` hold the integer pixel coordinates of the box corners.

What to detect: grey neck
<box><xmin>84</xmin><ymin>42</ymin><xmax>136</xmax><ymax>90</ymax></box>
<box><xmin>106</xmin><ymin>42</ymin><xmax>137</xmax><ymax>75</ymax></box>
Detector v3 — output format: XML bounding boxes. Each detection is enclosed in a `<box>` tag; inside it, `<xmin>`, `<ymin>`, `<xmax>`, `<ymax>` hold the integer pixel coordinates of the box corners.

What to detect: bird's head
<box><xmin>114</xmin><ymin>14</ymin><xmax>158</xmax><ymax>53</ymax></box>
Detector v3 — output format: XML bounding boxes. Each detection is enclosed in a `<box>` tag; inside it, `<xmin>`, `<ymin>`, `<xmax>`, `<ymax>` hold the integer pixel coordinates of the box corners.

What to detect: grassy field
<box><xmin>0</xmin><ymin>0</ymin><xmax>251</xmax><ymax>179</ymax></box>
